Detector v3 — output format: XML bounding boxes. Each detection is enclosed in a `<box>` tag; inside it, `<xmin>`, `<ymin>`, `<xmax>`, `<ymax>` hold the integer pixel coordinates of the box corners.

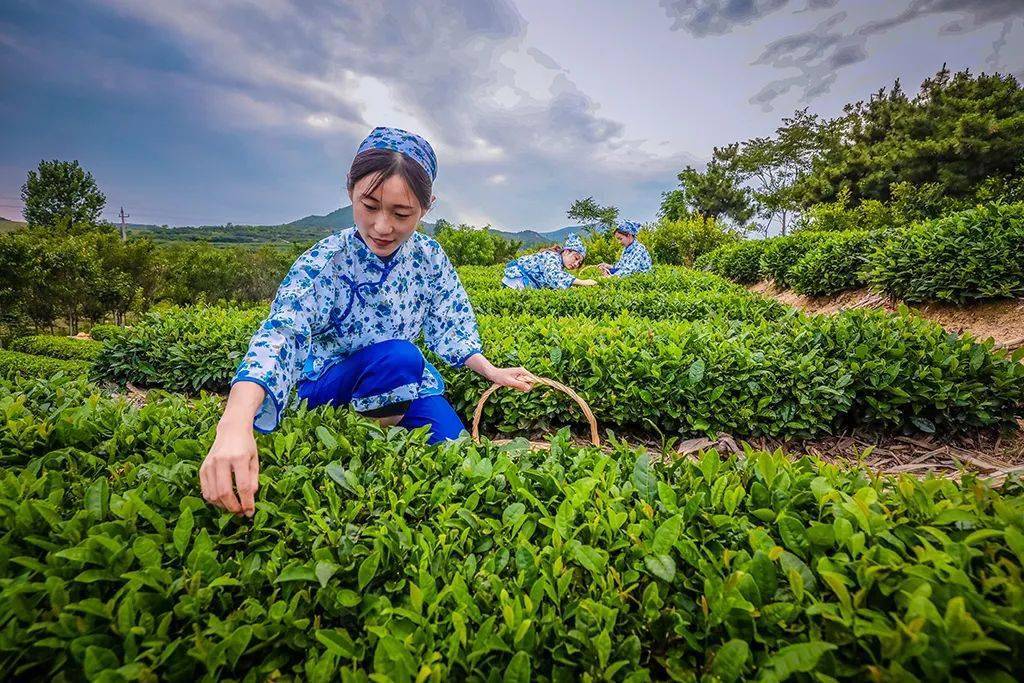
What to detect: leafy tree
<box><xmin>641</xmin><ymin>216</ymin><xmax>740</xmax><ymax>265</ymax></box>
<box><xmin>671</xmin><ymin>160</ymin><xmax>754</xmax><ymax>228</ymax></box>
<box><xmin>567</xmin><ymin>197</ymin><xmax>618</xmax><ymax>231</ymax></box>
<box><xmin>434</xmin><ymin>222</ymin><xmax>521</xmax><ymax>266</ymax></box>
<box><xmin>715</xmin><ymin>108</ymin><xmax>836</xmax><ymax>235</ymax></box>
<box><xmin>657</xmin><ymin>189</ymin><xmax>690</xmax><ymax>222</ymax></box>
<box><xmin>21</xmin><ymin>159</ymin><xmax>106</xmax><ymax>231</ymax></box>
<box><xmin>794</xmin><ymin>66</ymin><xmax>1024</xmax><ymax>206</ymax></box>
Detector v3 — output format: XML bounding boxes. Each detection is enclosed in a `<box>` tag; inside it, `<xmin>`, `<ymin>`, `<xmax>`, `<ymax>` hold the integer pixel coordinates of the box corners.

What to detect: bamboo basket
<box><xmin>471</xmin><ymin>372</ymin><xmax>601</xmax><ymax>448</ymax></box>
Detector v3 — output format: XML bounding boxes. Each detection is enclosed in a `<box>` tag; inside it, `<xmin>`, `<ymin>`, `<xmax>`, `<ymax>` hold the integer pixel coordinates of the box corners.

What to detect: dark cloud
<box><xmin>659</xmin><ymin>0</ymin><xmax>791</xmax><ymax>37</ymax></box>
<box><xmin>59</xmin><ymin>0</ymin><xmax>680</xmax><ymax>228</ymax></box>
<box><xmin>987</xmin><ymin>20</ymin><xmax>1014</xmax><ymax>69</ymax></box>
<box><xmin>860</xmin><ymin>0</ymin><xmax>1024</xmax><ymax>37</ymax></box>
<box><xmin>657</xmin><ymin>0</ymin><xmax>1024</xmax><ymax>111</ymax></box>
<box><xmin>748</xmin><ymin>0</ymin><xmax>1024</xmax><ymax>110</ymax></box>
<box><xmin>748</xmin><ymin>12</ymin><xmax>865</xmax><ymax>110</ymax></box>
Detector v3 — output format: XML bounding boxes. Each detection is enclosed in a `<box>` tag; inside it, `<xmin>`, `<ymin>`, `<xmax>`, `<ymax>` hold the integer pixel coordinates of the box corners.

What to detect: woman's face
<box><xmin>561</xmin><ymin>249</ymin><xmax>584</xmax><ymax>269</ymax></box>
<box><xmin>614</xmin><ymin>230</ymin><xmax>632</xmax><ymax>246</ymax></box>
<box><xmin>350</xmin><ymin>173</ymin><xmax>426</xmax><ymax>257</ymax></box>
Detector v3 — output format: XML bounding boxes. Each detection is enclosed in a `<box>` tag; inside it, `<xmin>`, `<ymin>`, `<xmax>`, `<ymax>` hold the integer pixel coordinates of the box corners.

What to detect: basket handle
<box><xmin>471</xmin><ymin>372</ymin><xmax>601</xmax><ymax>446</ymax></box>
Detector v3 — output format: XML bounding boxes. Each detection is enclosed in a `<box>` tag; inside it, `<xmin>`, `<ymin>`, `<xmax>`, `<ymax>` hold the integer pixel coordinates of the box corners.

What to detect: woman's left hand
<box><xmin>487</xmin><ymin>366</ymin><xmax>535</xmax><ymax>392</ymax></box>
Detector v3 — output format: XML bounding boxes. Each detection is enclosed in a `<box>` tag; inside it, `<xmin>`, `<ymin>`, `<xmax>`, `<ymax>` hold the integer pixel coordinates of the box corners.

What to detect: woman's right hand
<box><xmin>200</xmin><ymin>421</ymin><xmax>260</xmax><ymax>517</ymax></box>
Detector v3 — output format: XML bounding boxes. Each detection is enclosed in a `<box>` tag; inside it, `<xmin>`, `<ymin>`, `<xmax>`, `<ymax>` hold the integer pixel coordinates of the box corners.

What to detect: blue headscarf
<box><xmin>357</xmin><ymin>126</ymin><xmax>438</xmax><ymax>180</ymax></box>
<box><xmin>563</xmin><ymin>233</ymin><xmax>586</xmax><ymax>258</ymax></box>
<box><xmin>616</xmin><ymin>220</ymin><xmax>641</xmax><ymax>236</ymax></box>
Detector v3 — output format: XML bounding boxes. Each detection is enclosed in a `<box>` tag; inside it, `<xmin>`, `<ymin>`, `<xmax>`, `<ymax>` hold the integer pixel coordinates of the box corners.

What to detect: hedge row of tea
<box><xmin>91</xmin><ymin>305</ymin><xmax>1024</xmax><ymax>438</ymax></box>
<box><xmin>468</xmin><ymin>288</ymin><xmax>788</xmax><ymax>325</ymax></box>
<box><xmin>697</xmin><ymin>203</ymin><xmax>1024</xmax><ymax>302</ymax></box>
<box><xmin>8</xmin><ymin>334</ymin><xmax>103</xmax><ymax>361</ymax></box>
<box><xmin>2</xmin><ymin>373</ymin><xmax>1023</xmax><ymax>681</ymax></box>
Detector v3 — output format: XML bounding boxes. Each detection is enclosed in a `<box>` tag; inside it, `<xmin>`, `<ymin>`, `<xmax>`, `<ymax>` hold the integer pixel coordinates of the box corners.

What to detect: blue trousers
<box><xmin>296</xmin><ymin>340</ymin><xmax>466</xmax><ymax>445</ymax></box>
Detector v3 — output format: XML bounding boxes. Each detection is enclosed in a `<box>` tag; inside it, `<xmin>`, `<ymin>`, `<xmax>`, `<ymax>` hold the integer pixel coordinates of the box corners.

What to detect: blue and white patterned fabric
<box><xmin>563</xmin><ymin>232</ymin><xmax>586</xmax><ymax>258</ymax></box>
<box><xmin>356</xmin><ymin>126</ymin><xmax>438</xmax><ymax>180</ymax></box>
<box><xmin>609</xmin><ymin>240</ymin><xmax>653</xmax><ymax>277</ymax></box>
<box><xmin>615</xmin><ymin>220</ymin><xmax>641</xmax><ymax>236</ymax></box>
<box><xmin>232</xmin><ymin>227</ymin><xmax>481</xmax><ymax>432</ymax></box>
<box><xmin>503</xmin><ymin>250</ymin><xmax>576</xmax><ymax>290</ymax></box>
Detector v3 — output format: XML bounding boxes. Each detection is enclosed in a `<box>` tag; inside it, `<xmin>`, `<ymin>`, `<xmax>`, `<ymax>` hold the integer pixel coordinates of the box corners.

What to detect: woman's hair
<box><xmin>347</xmin><ymin>148</ymin><xmax>432</xmax><ymax>211</ymax></box>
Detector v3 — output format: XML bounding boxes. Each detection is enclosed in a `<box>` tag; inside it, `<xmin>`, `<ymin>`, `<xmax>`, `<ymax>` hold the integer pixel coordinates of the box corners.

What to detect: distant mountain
<box><xmin>117</xmin><ymin>206</ymin><xmax>588</xmax><ymax>247</ymax></box>
<box><xmin>285</xmin><ymin>205</ymin><xmax>356</xmax><ymax>230</ymax></box>
<box><xmin>493</xmin><ymin>225</ymin><xmax>589</xmax><ymax>245</ymax></box>
<box><xmin>285</xmin><ymin>206</ymin><xmax>588</xmax><ymax>245</ymax></box>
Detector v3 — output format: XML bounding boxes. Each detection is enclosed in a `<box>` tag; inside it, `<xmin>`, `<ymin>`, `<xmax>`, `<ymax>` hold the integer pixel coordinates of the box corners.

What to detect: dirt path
<box><xmin>481</xmin><ymin>422</ymin><xmax>1024</xmax><ymax>486</ymax></box>
<box><xmin>749</xmin><ymin>282</ymin><xmax>1024</xmax><ymax>349</ymax></box>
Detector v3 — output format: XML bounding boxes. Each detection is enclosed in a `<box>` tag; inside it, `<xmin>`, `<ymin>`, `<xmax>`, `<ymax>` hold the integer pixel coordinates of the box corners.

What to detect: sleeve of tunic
<box><xmin>231</xmin><ymin>244</ymin><xmax>333</xmax><ymax>432</ymax></box>
<box><xmin>422</xmin><ymin>249</ymin><xmax>483</xmax><ymax>366</ymax></box>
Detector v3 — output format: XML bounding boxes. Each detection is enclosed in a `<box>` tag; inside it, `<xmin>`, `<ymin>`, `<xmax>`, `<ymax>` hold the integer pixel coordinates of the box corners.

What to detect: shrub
<box><xmin>9</xmin><ymin>334</ymin><xmax>103</xmax><ymax>361</ymax></box>
<box><xmin>582</xmin><ymin>230</ymin><xmax>622</xmax><ymax>266</ymax></box>
<box><xmin>594</xmin><ymin>267</ymin><xmax>739</xmax><ymax>294</ymax></box>
<box><xmin>795</xmin><ymin>188</ymin><xmax>898</xmax><ymax>234</ymax></box>
<box><xmin>94</xmin><ymin>306</ymin><xmax>1024</xmax><ymax>438</ymax></box>
<box><xmin>434</xmin><ymin>222</ymin><xmax>523</xmax><ymax>266</ymax></box>
<box><xmin>759</xmin><ymin>233</ymin><xmax>825</xmax><ymax>288</ymax></box>
<box><xmin>2</xmin><ymin>372</ymin><xmax>1024</xmax><ymax>681</ymax></box>
<box><xmin>458</xmin><ymin>265</ymin><xmax>742</xmax><ymax>296</ymax></box>
<box><xmin>450</xmin><ymin>311</ymin><xmax>1024</xmax><ymax>438</ymax></box>
<box><xmin>789</xmin><ymin>231</ymin><xmax>875</xmax><ymax>297</ymax></box>
<box><xmin>640</xmin><ymin>217</ymin><xmax>740</xmax><ymax>265</ymax></box>
<box><xmin>469</xmin><ymin>288</ymin><xmax>788</xmax><ymax>324</ymax></box>
<box><xmin>88</xmin><ymin>323</ymin><xmax>121</xmax><ymax>341</ymax></box>
<box><xmin>455</xmin><ymin>265</ymin><xmax>506</xmax><ymax>292</ymax></box>
<box><xmin>94</xmin><ymin>305</ymin><xmax>265</xmax><ymax>393</ymax></box>
<box><xmin>867</xmin><ymin>203</ymin><xmax>1024</xmax><ymax>303</ymax></box>
<box><xmin>696</xmin><ymin>241</ymin><xmax>767</xmax><ymax>284</ymax></box>
<box><xmin>0</xmin><ymin>348</ymin><xmax>91</xmax><ymax>379</ymax></box>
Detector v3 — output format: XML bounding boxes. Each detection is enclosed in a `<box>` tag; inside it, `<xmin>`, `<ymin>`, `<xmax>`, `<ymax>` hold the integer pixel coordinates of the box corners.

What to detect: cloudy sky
<box><xmin>2</xmin><ymin>0</ymin><xmax>1022</xmax><ymax>231</ymax></box>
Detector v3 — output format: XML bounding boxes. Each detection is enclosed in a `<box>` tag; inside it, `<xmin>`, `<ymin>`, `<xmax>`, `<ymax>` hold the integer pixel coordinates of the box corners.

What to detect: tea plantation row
<box><xmin>697</xmin><ymin>203</ymin><xmax>1024</xmax><ymax>302</ymax></box>
<box><xmin>2</xmin><ymin>373</ymin><xmax>1023</xmax><ymax>681</ymax></box>
<box><xmin>81</xmin><ymin>304</ymin><xmax>1024</xmax><ymax>438</ymax></box>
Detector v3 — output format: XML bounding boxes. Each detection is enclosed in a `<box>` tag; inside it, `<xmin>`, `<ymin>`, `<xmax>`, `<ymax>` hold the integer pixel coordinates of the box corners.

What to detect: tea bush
<box><xmin>867</xmin><ymin>203</ymin><xmax>1024</xmax><ymax>303</ymax></box>
<box><xmin>694</xmin><ymin>241</ymin><xmax>767</xmax><ymax>284</ymax></box>
<box><xmin>469</xmin><ymin>288</ymin><xmax>789</xmax><ymax>324</ymax></box>
<box><xmin>788</xmin><ymin>232</ymin><xmax>875</xmax><ymax>297</ymax></box>
<box><xmin>759</xmin><ymin>233</ymin><xmax>827</xmax><ymax>289</ymax></box>
<box><xmin>455</xmin><ymin>265</ymin><xmax>506</xmax><ymax>292</ymax></box>
<box><xmin>458</xmin><ymin>265</ymin><xmax>740</xmax><ymax>297</ymax></box>
<box><xmin>89</xmin><ymin>324</ymin><xmax>121</xmax><ymax>342</ymax></box>
<box><xmin>452</xmin><ymin>311</ymin><xmax>1024</xmax><ymax>437</ymax></box>
<box><xmin>639</xmin><ymin>217</ymin><xmax>739</xmax><ymax>266</ymax></box>
<box><xmin>433</xmin><ymin>223</ymin><xmax>522</xmax><ymax>267</ymax></box>
<box><xmin>94</xmin><ymin>306</ymin><xmax>1024</xmax><ymax>438</ymax></box>
<box><xmin>0</xmin><ymin>349</ymin><xmax>92</xmax><ymax>379</ymax></box>
<box><xmin>2</xmin><ymin>373</ymin><xmax>1023</xmax><ymax>681</ymax></box>
<box><xmin>9</xmin><ymin>334</ymin><xmax>104</xmax><ymax>361</ymax></box>
<box><xmin>95</xmin><ymin>306</ymin><xmax>265</xmax><ymax>393</ymax></box>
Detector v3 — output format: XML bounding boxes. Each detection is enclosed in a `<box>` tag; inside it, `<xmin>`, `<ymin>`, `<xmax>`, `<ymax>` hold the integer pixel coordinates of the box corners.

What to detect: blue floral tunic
<box><xmin>503</xmin><ymin>251</ymin><xmax>576</xmax><ymax>290</ymax></box>
<box><xmin>609</xmin><ymin>241</ymin><xmax>653</xmax><ymax>277</ymax></box>
<box><xmin>233</xmin><ymin>227</ymin><xmax>482</xmax><ymax>432</ymax></box>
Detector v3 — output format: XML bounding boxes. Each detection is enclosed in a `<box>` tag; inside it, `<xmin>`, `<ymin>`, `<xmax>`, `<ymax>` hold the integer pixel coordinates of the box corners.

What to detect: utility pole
<box><xmin>119</xmin><ymin>206</ymin><xmax>129</xmax><ymax>241</ymax></box>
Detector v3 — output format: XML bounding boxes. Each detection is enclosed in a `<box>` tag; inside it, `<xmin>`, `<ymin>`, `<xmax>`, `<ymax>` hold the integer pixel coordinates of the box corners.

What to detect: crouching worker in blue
<box><xmin>501</xmin><ymin>233</ymin><xmax>598</xmax><ymax>289</ymax></box>
<box><xmin>200</xmin><ymin>126</ymin><xmax>534</xmax><ymax>517</ymax></box>
<box><xmin>598</xmin><ymin>220</ymin><xmax>652</xmax><ymax>278</ymax></box>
